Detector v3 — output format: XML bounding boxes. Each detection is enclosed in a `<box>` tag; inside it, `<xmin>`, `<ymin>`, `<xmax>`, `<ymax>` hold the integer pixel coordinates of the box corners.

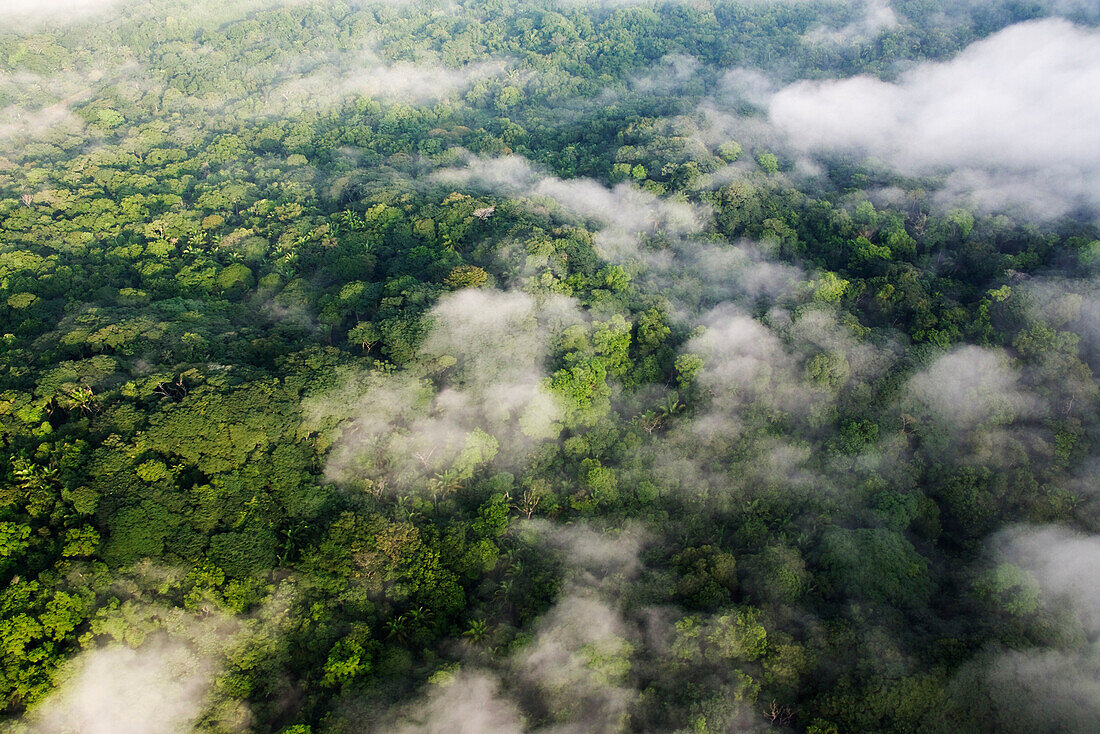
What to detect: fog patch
<box><xmin>803</xmin><ymin>0</ymin><xmax>900</xmax><ymax>45</ymax></box>
<box><xmin>387</xmin><ymin>671</ymin><xmax>526</xmax><ymax>734</ymax></box>
<box><xmin>770</xmin><ymin>19</ymin><xmax>1100</xmax><ymax>219</ymax></box>
<box><xmin>646</xmin><ymin>303</ymin><xmax>891</xmax><ymax>510</ymax></box>
<box><xmin>269</xmin><ymin>49</ymin><xmax>508</xmax><ymax>110</ymax></box>
<box><xmin>906</xmin><ymin>346</ymin><xmax>1033</xmax><ymax>432</ymax></box>
<box><xmin>1023</xmin><ymin>275</ymin><xmax>1100</xmax><ymax>372</ymax></box>
<box><xmin>435</xmin><ymin>154</ymin><xmax>802</xmax><ymax>314</ymax></box>
<box><xmin>2</xmin><ymin>0</ymin><xmax>126</xmax><ymax>28</ymax></box>
<box><xmin>305</xmin><ymin>289</ymin><xmax>580</xmax><ymax>495</ymax></box>
<box><xmin>434</xmin><ymin>155</ymin><xmax>704</xmax><ymax>260</ymax></box>
<box><xmin>23</xmin><ymin>639</ymin><xmax>213</xmax><ymax>734</ymax></box>
<box><xmin>369</xmin><ymin>523</ymin><xmax>644</xmax><ymax>733</ymax></box>
<box><xmin>997</xmin><ymin>525</ymin><xmax>1100</xmax><ymax>634</ymax></box>
<box><xmin>943</xmin><ymin>525</ymin><xmax>1100</xmax><ymax>731</ymax></box>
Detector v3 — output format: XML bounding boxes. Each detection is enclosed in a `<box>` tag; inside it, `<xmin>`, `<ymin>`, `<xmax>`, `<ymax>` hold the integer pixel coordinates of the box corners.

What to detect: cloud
<box><xmin>435</xmin><ymin>155</ymin><xmax>802</xmax><ymax>313</ymax></box>
<box><xmin>0</xmin><ymin>71</ymin><xmax>101</xmax><ymax>145</ymax></box>
<box><xmin>1023</xmin><ymin>275</ymin><xmax>1100</xmax><ymax>373</ymax></box>
<box><xmin>803</xmin><ymin>0</ymin><xmax>900</xmax><ymax>45</ymax></box>
<box><xmin>974</xmin><ymin>646</ymin><xmax>1100</xmax><ymax>733</ymax></box>
<box><xmin>305</xmin><ymin>289</ymin><xmax>579</xmax><ymax>494</ymax></box>
<box><xmin>639</xmin><ymin>302</ymin><xmax>894</xmax><ymax>511</ymax></box>
<box><xmin>770</xmin><ymin>19</ymin><xmax>1100</xmax><ymax>218</ymax></box>
<box><xmin>387</xmin><ymin>671</ymin><xmax>526</xmax><ymax>734</ymax></box>
<box><xmin>905</xmin><ymin>346</ymin><xmax>1033</xmax><ymax>431</ymax></box>
<box><xmin>362</xmin><ymin>522</ymin><xmax>644</xmax><ymax>733</ymax></box>
<box><xmin>434</xmin><ymin>155</ymin><xmax>704</xmax><ymax>256</ymax></box>
<box><xmin>520</xmin><ymin>521</ymin><xmax>645</xmax><ymax>590</ymax></box>
<box><xmin>506</xmin><ymin>524</ymin><xmax>644</xmax><ymax>733</ymax></box>
<box><xmin>2</xmin><ymin>0</ymin><xmax>125</xmax><ymax>27</ymax></box>
<box><xmin>628</xmin><ymin>53</ymin><xmax>701</xmax><ymax>95</ymax></box>
<box><xmin>24</xmin><ymin>638</ymin><xmax>214</xmax><ymax>734</ymax></box>
<box><xmin>997</xmin><ymin>524</ymin><xmax>1100</xmax><ymax>634</ymax></box>
<box><xmin>943</xmin><ymin>525</ymin><xmax>1100</xmax><ymax>731</ymax></box>
<box><xmin>944</xmin><ymin>0</ymin><xmax>1100</xmax><ymax>24</ymax></box>
<box><xmin>268</xmin><ymin>51</ymin><xmax>507</xmax><ymax>110</ymax></box>
<box><xmin>514</xmin><ymin>594</ymin><xmax>635</xmax><ymax>734</ymax></box>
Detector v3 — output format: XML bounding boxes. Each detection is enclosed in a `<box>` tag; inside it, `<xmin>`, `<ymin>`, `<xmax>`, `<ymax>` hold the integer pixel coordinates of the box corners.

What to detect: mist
<box><xmin>2</xmin><ymin>2</ymin><xmax>1099</xmax><ymax>733</ymax></box>
<box><xmin>1</xmin><ymin>0</ymin><xmax>126</xmax><ymax>27</ymax></box>
<box><xmin>769</xmin><ymin>18</ymin><xmax>1100</xmax><ymax>218</ymax></box>
<box><xmin>305</xmin><ymin>288</ymin><xmax>580</xmax><ymax>495</ymax></box>
<box><xmin>23</xmin><ymin>639</ymin><xmax>214</xmax><ymax>734</ymax></box>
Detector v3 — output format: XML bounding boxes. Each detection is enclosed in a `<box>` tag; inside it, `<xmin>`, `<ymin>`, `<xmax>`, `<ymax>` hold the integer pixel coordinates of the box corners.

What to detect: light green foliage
<box><xmin>592</xmin><ymin>315</ymin><xmax>632</xmax><ymax>378</ymax></box>
<box><xmin>812</xmin><ymin>271</ymin><xmax>849</xmax><ymax>303</ymax></box>
<box><xmin>0</xmin><ymin>522</ymin><xmax>32</xmax><ymax>558</ymax></box>
<box><xmin>717</xmin><ymin>141</ymin><xmax>742</xmax><ymax>163</ymax></box>
<box><xmin>549</xmin><ymin>359</ymin><xmax>611</xmax><ymax>427</ymax></box>
<box><xmin>0</xmin><ymin>3</ymin><xmax>1094</xmax><ymax>732</ymax></box>
<box><xmin>973</xmin><ymin>563</ymin><xmax>1041</xmax><ymax>617</ymax></box>
<box><xmin>756</xmin><ymin>152</ymin><xmax>779</xmax><ymax>173</ymax></box>
<box><xmin>444</xmin><ymin>264</ymin><xmax>489</xmax><ymax>289</ymax></box>
<box><xmin>805</xmin><ymin>351</ymin><xmax>850</xmax><ymax>390</ymax></box>
<box><xmin>322</xmin><ymin>627</ymin><xmax>374</xmax><ymax>687</ymax></box>
<box><xmin>673</xmin><ymin>607</ymin><xmax>767</xmax><ymax>664</ymax></box>
<box><xmin>6</xmin><ymin>293</ymin><xmax>37</xmax><ymax>309</ymax></box>
<box><xmin>674</xmin><ymin>353</ymin><xmax>704</xmax><ymax>389</ymax></box>
<box><xmin>61</xmin><ymin>527</ymin><xmax>100</xmax><ymax>558</ymax></box>
<box><xmin>452</xmin><ymin>428</ymin><xmax>500</xmax><ymax>478</ymax></box>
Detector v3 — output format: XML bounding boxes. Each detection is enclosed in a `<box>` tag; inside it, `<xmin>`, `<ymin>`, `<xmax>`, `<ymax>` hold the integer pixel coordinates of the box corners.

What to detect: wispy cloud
<box><xmin>305</xmin><ymin>289</ymin><xmax>579</xmax><ymax>495</ymax></box>
<box><xmin>267</xmin><ymin>50</ymin><xmax>508</xmax><ymax>111</ymax></box>
<box><xmin>24</xmin><ymin>638</ymin><xmax>215</xmax><ymax>734</ymax></box>
<box><xmin>434</xmin><ymin>154</ymin><xmax>802</xmax><ymax>314</ymax></box>
<box><xmin>2</xmin><ymin>0</ymin><xmax>126</xmax><ymax>27</ymax></box>
<box><xmin>803</xmin><ymin>0</ymin><xmax>900</xmax><ymax>45</ymax></box>
<box><xmin>376</xmin><ymin>522</ymin><xmax>645</xmax><ymax>733</ymax></box>
<box><xmin>946</xmin><ymin>524</ymin><xmax>1100</xmax><ymax>731</ymax></box>
<box><xmin>769</xmin><ymin>19</ymin><xmax>1100</xmax><ymax>218</ymax></box>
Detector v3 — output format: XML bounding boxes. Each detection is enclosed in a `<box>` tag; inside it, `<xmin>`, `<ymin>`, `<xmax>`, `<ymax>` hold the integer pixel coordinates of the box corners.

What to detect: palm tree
<box><xmin>462</xmin><ymin>618</ymin><xmax>488</xmax><ymax>643</ymax></box>
<box><xmin>385</xmin><ymin>614</ymin><xmax>410</xmax><ymax>643</ymax></box>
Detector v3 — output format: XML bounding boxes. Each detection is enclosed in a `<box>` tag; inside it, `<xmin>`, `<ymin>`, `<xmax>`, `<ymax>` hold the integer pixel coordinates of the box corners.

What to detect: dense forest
<box><xmin>1</xmin><ymin>0</ymin><xmax>1099</xmax><ymax>732</ymax></box>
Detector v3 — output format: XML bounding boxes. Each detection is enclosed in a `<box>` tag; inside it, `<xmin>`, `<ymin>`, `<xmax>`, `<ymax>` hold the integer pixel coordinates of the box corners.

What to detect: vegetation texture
<box><xmin>1</xmin><ymin>1</ymin><xmax>1099</xmax><ymax>732</ymax></box>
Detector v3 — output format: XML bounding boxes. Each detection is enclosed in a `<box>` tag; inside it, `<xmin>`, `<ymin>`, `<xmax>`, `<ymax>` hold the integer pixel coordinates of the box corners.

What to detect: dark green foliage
<box><xmin>0</xmin><ymin>1</ymin><xmax>1097</xmax><ymax>732</ymax></box>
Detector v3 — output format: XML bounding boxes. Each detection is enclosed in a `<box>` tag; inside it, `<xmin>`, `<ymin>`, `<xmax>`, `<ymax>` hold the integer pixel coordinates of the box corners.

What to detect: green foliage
<box><xmin>0</xmin><ymin>2</ymin><xmax>1095</xmax><ymax>731</ymax></box>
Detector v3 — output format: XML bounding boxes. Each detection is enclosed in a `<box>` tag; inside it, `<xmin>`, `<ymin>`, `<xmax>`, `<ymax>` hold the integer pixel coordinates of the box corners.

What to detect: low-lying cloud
<box><xmin>2</xmin><ymin>0</ymin><xmax>126</xmax><ymax>27</ymax></box>
<box><xmin>435</xmin><ymin>155</ymin><xmax>803</xmax><ymax>313</ymax></box>
<box><xmin>997</xmin><ymin>524</ymin><xmax>1100</xmax><ymax>634</ymax></box>
<box><xmin>803</xmin><ymin>0</ymin><xmax>900</xmax><ymax>45</ymax></box>
<box><xmin>434</xmin><ymin>155</ymin><xmax>703</xmax><ymax>256</ymax></box>
<box><xmin>305</xmin><ymin>289</ymin><xmax>579</xmax><ymax>495</ymax></box>
<box><xmin>906</xmin><ymin>346</ymin><xmax>1032</xmax><ymax>431</ymax></box>
<box><xmin>946</xmin><ymin>524</ymin><xmax>1100</xmax><ymax>731</ymax></box>
<box><xmin>24</xmin><ymin>638</ymin><xmax>214</xmax><ymax>734</ymax></box>
<box><xmin>375</xmin><ymin>523</ymin><xmax>644</xmax><ymax>733</ymax></box>
<box><xmin>269</xmin><ymin>52</ymin><xmax>507</xmax><ymax>110</ymax></box>
<box><xmin>770</xmin><ymin>19</ymin><xmax>1100</xmax><ymax>219</ymax></box>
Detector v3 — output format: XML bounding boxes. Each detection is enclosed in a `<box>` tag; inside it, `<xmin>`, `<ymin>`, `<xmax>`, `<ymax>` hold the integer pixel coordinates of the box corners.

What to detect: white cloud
<box><xmin>305</xmin><ymin>289</ymin><xmax>578</xmax><ymax>494</ymax></box>
<box><xmin>804</xmin><ymin>0</ymin><xmax>900</xmax><ymax>45</ymax></box>
<box><xmin>434</xmin><ymin>155</ymin><xmax>704</xmax><ymax>257</ymax></box>
<box><xmin>388</xmin><ymin>671</ymin><xmax>526</xmax><ymax>734</ymax></box>
<box><xmin>434</xmin><ymin>155</ymin><xmax>802</xmax><ymax>313</ymax></box>
<box><xmin>770</xmin><ymin>19</ymin><xmax>1100</xmax><ymax>218</ymax></box>
<box><xmin>365</xmin><ymin>522</ymin><xmax>643</xmax><ymax>733</ymax></box>
<box><xmin>2</xmin><ymin>0</ymin><xmax>125</xmax><ymax>26</ymax></box>
<box><xmin>998</xmin><ymin>524</ymin><xmax>1100</xmax><ymax>634</ymax></box>
<box><xmin>905</xmin><ymin>346</ymin><xmax>1033</xmax><ymax>431</ymax></box>
<box><xmin>25</xmin><ymin>639</ymin><xmax>214</xmax><ymax>734</ymax></box>
<box><xmin>953</xmin><ymin>524</ymin><xmax>1100</xmax><ymax>731</ymax></box>
<box><xmin>269</xmin><ymin>52</ymin><xmax>507</xmax><ymax>110</ymax></box>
